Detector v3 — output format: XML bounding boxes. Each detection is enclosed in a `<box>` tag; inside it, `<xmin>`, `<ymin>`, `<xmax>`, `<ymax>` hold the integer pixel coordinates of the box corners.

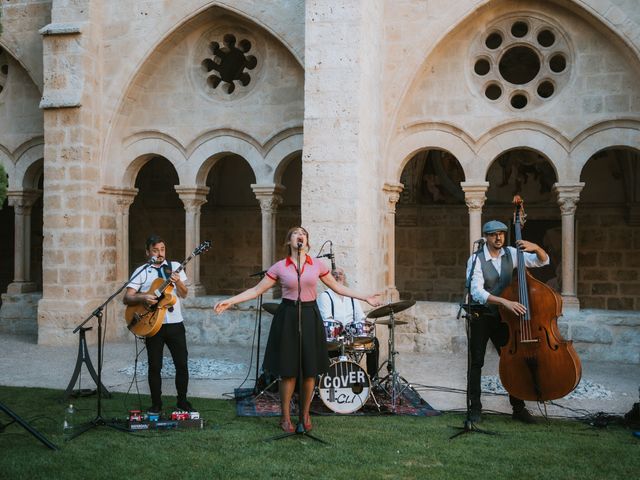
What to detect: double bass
<box><xmin>498</xmin><ymin>196</ymin><xmax>581</xmax><ymax>401</ymax></box>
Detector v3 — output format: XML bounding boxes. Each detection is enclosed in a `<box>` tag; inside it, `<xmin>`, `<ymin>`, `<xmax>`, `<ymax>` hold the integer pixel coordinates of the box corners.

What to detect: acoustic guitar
<box><xmin>124</xmin><ymin>240</ymin><xmax>211</xmax><ymax>337</ymax></box>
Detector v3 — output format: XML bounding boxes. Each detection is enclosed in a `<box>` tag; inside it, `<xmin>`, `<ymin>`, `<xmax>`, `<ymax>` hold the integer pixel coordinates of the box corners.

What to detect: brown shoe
<box><xmin>512</xmin><ymin>408</ymin><xmax>536</xmax><ymax>424</ymax></box>
<box><xmin>279</xmin><ymin>419</ymin><xmax>294</xmax><ymax>433</ymax></box>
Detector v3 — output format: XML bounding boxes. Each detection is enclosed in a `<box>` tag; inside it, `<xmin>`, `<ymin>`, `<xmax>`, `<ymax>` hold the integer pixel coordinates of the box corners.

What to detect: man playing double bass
<box><xmin>465</xmin><ymin>220</ymin><xmax>549</xmax><ymax>424</ymax></box>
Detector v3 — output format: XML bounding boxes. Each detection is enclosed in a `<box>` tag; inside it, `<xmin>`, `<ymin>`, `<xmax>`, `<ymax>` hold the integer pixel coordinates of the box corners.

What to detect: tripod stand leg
<box><xmin>63</xmin><ymin>328</ymin><xmax>111</xmax><ymax>401</ymax></box>
<box><xmin>0</xmin><ymin>402</ymin><xmax>58</xmax><ymax>450</ymax></box>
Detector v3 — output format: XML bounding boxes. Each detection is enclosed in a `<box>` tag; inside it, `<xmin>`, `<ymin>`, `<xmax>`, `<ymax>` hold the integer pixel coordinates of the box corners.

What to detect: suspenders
<box><xmin>324</xmin><ymin>290</ymin><xmax>356</xmax><ymax>322</ymax></box>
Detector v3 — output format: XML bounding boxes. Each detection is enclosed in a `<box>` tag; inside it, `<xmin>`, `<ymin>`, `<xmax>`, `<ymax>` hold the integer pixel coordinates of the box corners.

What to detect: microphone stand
<box><xmin>269</xmin><ymin>243</ymin><xmax>326</xmax><ymax>443</ymax></box>
<box><xmin>66</xmin><ymin>260</ymin><xmax>153</xmax><ymax>440</ymax></box>
<box><xmin>450</xmin><ymin>241</ymin><xmax>497</xmax><ymax>439</ymax></box>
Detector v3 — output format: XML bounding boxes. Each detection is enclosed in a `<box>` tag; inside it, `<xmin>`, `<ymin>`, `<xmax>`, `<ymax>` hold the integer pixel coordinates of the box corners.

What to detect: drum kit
<box><xmin>262</xmin><ymin>298</ymin><xmax>416</xmax><ymax>415</ymax></box>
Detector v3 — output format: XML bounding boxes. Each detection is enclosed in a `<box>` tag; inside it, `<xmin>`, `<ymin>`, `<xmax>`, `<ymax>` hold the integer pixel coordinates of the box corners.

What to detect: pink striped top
<box><xmin>266</xmin><ymin>255</ymin><xmax>330</xmax><ymax>301</ymax></box>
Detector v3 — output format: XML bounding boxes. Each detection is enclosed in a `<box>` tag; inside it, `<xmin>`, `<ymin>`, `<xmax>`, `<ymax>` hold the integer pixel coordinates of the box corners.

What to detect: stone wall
<box><xmin>395</xmin><ymin>205</ymin><xmax>468</xmax><ymax>302</ymax></box>
<box><xmin>181</xmin><ymin>298</ymin><xmax>640</xmax><ymax>365</ymax></box>
<box><xmin>577</xmin><ymin>207</ymin><xmax>640</xmax><ymax>310</ymax></box>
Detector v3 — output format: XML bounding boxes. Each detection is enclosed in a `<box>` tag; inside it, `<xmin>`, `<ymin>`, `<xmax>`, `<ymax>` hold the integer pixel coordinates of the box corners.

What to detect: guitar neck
<box><xmin>157</xmin><ymin>254</ymin><xmax>194</xmax><ymax>293</ymax></box>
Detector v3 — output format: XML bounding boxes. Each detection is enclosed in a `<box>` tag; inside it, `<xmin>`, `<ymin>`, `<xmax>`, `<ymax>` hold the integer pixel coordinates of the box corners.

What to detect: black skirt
<box><xmin>262</xmin><ymin>299</ymin><xmax>330</xmax><ymax>378</ymax></box>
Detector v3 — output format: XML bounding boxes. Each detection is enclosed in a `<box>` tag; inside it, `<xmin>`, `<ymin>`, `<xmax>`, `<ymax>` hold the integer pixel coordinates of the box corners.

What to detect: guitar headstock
<box><xmin>512</xmin><ymin>195</ymin><xmax>526</xmax><ymax>227</ymax></box>
<box><xmin>193</xmin><ymin>240</ymin><xmax>211</xmax><ymax>256</ymax></box>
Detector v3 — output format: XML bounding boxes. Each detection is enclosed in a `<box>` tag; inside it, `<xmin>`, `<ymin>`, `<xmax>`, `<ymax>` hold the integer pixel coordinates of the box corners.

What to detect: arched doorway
<box><xmin>128</xmin><ymin>157</ymin><xmax>185</xmax><ymax>272</ymax></box>
<box><xmin>395</xmin><ymin>149</ymin><xmax>466</xmax><ymax>301</ymax></box>
<box><xmin>578</xmin><ymin>148</ymin><xmax>640</xmax><ymax>310</ymax></box>
<box><xmin>201</xmin><ymin>155</ymin><xmax>259</xmax><ymax>295</ymax></box>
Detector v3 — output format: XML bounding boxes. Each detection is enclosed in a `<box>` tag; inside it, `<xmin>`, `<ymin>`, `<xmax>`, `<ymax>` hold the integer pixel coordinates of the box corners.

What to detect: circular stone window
<box><xmin>469</xmin><ymin>15</ymin><xmax>572</xmax><ymax>110</ymax></box>
<box><xmin>499</xmin><ymin>46</ymin><xmax>540</xmax><ymax>85</ymax></box>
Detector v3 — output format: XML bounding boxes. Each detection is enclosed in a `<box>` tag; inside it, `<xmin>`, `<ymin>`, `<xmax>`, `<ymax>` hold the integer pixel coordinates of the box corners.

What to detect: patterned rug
<box><xmin>235</xmin><ymin>383</ymin><xmax>440</xmax><ymax>417</ymax></box>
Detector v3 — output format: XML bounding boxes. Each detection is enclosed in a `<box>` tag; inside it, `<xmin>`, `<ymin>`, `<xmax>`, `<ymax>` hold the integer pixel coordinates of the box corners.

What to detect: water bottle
<box><xmin>63</xmin><ymin>404</ymin><xmax>76</xmax><ymax>436</ymax></box>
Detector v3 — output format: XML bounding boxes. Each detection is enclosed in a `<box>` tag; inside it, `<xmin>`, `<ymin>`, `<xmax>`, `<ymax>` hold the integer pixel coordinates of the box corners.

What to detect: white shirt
<box><xmin>317</xmin><ymin>289</ymin><xmax>365</xmax><ymax>327</ymax></box>
<box><xmin>126</xmin><ymin>261</ymin><xmax>188</xmax><ymax>324</ymax></box>
<box><xmin>466</xmin><ymin>245</ymin><xmax>549</xmax><ymax>305</ymax></box>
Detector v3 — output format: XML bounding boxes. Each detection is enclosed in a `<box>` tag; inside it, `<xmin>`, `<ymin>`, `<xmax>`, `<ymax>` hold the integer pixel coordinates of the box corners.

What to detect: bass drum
<box><xmin>318</xmin><ymin>360</ymin><xmax>370</xmax><ymax>414</ymax></box>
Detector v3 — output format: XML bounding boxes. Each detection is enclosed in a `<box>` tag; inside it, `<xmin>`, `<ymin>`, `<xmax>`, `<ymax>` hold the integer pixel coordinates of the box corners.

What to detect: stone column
<box><xmin>251</xmin><ymin>184</ymin><xmax>285</xmax><ymax>272</ymax></box>
<box><xmin>100</xmin><ymin>187</ymin><xmax>138</xmax><ymax>281</ymax></box>
<box><xmin>7</xmin><ymin>190</ymin><xmax>41</xmax><ymax>293</ymax></box>
<box><xmin>461</xmin><ymin>182</ymin><xmax>489</xmax><ymax>252</ymax></box>
<box><xmin>175</xmin><ymin>186</ymin><xmax>210</xmax><ymax>297</ymax></box>
<box><xmin>382</xmin><ymin>182</ymin><xmax>403</xmax><ymax>302</ymax></box>
<box><xmin>553</xmin><ymin>183</ymin><xmax>584</xmax><ymax>309</ymax></box>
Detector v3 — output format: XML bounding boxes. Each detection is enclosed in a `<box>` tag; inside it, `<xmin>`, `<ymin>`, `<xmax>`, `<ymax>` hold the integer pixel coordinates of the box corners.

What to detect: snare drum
<box><xmin>345</xmin><ymin>320</ymin><xmax>375</xmax><ymax>345</ymax></box>
<box><xmin>323</xmin><ymin>319</ymin><xmax>343</xmax><ymax>351</ymax></box>
<box><xmin>318</xmin><ymin>360</ymin><xmax>371</xmax><ymax>414</ymax></box>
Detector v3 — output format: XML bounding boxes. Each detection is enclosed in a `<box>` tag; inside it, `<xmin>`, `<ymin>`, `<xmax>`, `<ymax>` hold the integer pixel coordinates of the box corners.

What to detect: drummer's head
<box><xmin>331</xmin><ymin>267</ymin><xmax>346</xmax><ymax>284</ymax></box>
<box><xmin>284</xmin><ymin>226</ymin><xmax>310</xmax><ymax>256</ymax></box>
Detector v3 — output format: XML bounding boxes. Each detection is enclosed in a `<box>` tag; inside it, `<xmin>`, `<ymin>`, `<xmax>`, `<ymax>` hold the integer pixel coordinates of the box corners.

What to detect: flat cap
<box><xmin>482</xmin><ymin>220</ymin><xmax>508</xmax><ymax>234</ymax></box>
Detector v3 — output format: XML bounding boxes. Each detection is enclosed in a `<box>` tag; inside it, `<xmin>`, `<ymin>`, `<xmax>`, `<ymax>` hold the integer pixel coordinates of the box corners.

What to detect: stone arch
<box><xmin>0</xmin><ymin>40</ymin><xmax>42</xmax><ymax>93</ymax></box>
<box><xmin>191</xmin><ymin>133</ymin><xmax>268</xmax><ymax>186</ymax></box>
<box><xmin>388</xmin><ymin>127</ymin><xmax>475</xmax><ymax>184</ymax></box>
<box><xmin>14</xmin><ymin>141</ymin><xmax>44</xmax><ymax>190</ymax></box>
<box><xmin>478</xmin><ymin>128</ymin><xmax>567</xmax><ymax>182</ymax></box>
<box><xmin>572</xmin><ymin>124</ymin><xmax>640</xmax><ymax>179</ymax></box>
<box><xmin>121</xmin><ymin>135</ymin><xmax>188</xmax><ymax>188</ymax></box>
<box><xmin>266</xmin><ymin>130</ymin><xmax>303</xmax><ymax>184</ymax></box>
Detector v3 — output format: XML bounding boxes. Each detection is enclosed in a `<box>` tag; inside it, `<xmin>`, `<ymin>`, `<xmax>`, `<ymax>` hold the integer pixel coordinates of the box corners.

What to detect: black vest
<box><xmin>479</xmin><ymin>249</ymin><xmax>513</xmax><ymax>315</ymax></box>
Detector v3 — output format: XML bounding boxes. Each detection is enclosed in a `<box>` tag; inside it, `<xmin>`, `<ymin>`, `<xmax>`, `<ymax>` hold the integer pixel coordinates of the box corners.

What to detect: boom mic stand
<box><xmin>66</xmin><ymin>261</ymin><xmax>153</xmax><ymax>439</ymax></box>
<box><xmin>450</xmin><ymin>240</ymin><xmax>496</xmax><ymax>439</ymax></box>
<box><xmin>0</xmin><ymin>401</ymin><xmax>57</xmax><ymax>450</ymax></box>
<box><xmin>269</xmin><ymin>243</ymin><xmax>326</xmax><ymax>443</ymax></box>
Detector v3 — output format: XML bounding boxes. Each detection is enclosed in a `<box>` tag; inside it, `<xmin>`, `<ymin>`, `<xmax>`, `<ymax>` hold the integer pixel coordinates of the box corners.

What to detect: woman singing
<box><xmin>214</xmin><ymin>226</ymin><xmax>380</xmax><ymax>433</ymax></box>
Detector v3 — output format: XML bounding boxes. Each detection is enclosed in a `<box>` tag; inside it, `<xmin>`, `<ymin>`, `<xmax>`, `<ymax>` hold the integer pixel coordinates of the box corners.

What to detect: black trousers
<box><xmin>145</xmin><ymin>322</ymin><xmax>189</xmax><ymax>406</ymax></box>
<box><xmin>469</xmin><ymin>313</ymin><xmax>525</xmax><ymax>412</ymax></box>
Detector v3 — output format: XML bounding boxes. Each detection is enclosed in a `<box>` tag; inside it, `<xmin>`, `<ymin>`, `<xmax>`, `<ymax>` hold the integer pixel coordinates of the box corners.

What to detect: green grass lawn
<box><xmin>0</xmin><ymin>385</ymin><xmax>638</xmax><ymax>480</ymax></box>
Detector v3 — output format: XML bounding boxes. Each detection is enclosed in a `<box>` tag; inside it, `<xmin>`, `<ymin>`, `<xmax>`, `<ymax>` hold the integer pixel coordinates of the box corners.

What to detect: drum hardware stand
<box><xmin>268</xmin><ymin>242</ymin><xmax>327</xmax><ymax>444</ymax></box>
<box><xmin>62</xmin><ymin>326</ymin><xmax>111</xmax><ymax>401</ymax></box>
<box><xmin>66</xmin><ymin>262</ymin><xmax>153</xmax><ymax>440</ymax></box>
<box><xmin>342</xmin><ymin>337</ymin><xmax>382</xmax><ymax>412</ymax></box>
<box><xmin>366</xmin><ymin>300</ymin><xmax>416</xmax><ymax>414</ymax></box>
<box><xmin>0</xmin><ymin>401</ymin><xmax>58</xmax><ymax>450</ymax></box>
<box><xmin>450</xmin><ymin>241</ymin><xmax>496</xmax><ymax>439</ymax></box>
<box><xmin>376</xmin><ymin>311</ymin><xmax>411</xmax><ymax>412</ymax></box>
<box><xmin>249</xmin><ymin>269</ymin><xmax>268</xmax><ymax>395</ymax></box>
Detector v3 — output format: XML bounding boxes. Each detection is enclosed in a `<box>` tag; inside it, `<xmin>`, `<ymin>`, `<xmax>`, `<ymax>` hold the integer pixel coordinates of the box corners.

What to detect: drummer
<box><xmin>318</xmin><ymin>267</ymin><xmax>380</xmax><ymax>380</ymax></box>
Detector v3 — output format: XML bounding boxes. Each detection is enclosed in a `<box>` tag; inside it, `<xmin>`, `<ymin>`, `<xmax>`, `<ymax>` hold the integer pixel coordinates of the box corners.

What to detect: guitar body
<box><xmin>125</xmin><ymin>278</ymin><xmax>177</xmax><ymax>337</ymax></box>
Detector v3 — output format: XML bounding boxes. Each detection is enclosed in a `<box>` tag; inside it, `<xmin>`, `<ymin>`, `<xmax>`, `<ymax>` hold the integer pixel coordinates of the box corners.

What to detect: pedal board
<box><xmin>127</xmin><ymin>409</ymin><xmax>204</xmax><ymax>431</ymax></box>
<box><xmin>128</xmin><ymin>418</ymin><xmax>204</xmax><ymax>431</ymax></box>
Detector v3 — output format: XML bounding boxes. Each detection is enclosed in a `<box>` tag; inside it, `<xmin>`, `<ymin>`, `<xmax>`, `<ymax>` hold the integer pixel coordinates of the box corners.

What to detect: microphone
<box><xmin>147</xmin><ymin>256</ymin><xmax>158</xmax><ymax>264</ymax></box>
<box><xmin>249</xmin><ymin>269</ymin><xmax>268</xmax><ymax>278</ymax></box>
<box><xmin>297</xmin><ymin>241</ymin><xmax>303</xmax><ymax>249</ymax></box>
<box><xmin>329</xmin><ymin>241</ymin><xmax>336</xmax><ymax>272</ymax></box>
<box><xmin>474</xmin><ymin>238</ymin><xmax>486</xmax><ymax>246</ymax></box>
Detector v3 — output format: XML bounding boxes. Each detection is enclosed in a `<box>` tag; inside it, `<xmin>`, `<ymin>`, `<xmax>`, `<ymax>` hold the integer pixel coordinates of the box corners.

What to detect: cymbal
<box><xmin>262</xmin><ymin>303</ymin><xmax>279</xmax><ymax>315</ymax></box>
<box><xmin>375</xmin><ymin>317</ymin><xmax>409</xmax><ymax>326</ymax></box>
<box><xmin>366</xmin><ymin>300</ymin><xmax>416</xmax><ymax>319</ymax></box>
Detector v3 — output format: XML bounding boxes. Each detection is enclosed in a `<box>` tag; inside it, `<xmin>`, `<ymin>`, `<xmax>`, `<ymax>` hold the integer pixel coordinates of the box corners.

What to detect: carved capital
<box><xmin>383</xmin><ymin>182</ymin><xmax>404</xmax><ymax>214</ymax></box>
<box><xmin>7</xmin><ymin>189</ymin><xmax>42</xmax><ymax>215</ymax></box>
<box><xmin>553</xmin><ymin>183</ymin><xmax>584</xmax><ymax>216</ymax></box>
<box><xmin>251</xmin><ymin>184</ymin><xmax>285</xmax><ymax>214</ymax></box>
<box><xmin>100</xmin><ymin>186</ymin><xmax>138</xmax><ymax>214</ymax></box>
<box><xmin>461</xmin><ymin>181</ymin><xmax>489</xmax><ymax>213</ymax></box>
<box><xmin>175</xmin><ymin>186</ymin><xmax>210</xmax><ymax>213</ymax></box>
